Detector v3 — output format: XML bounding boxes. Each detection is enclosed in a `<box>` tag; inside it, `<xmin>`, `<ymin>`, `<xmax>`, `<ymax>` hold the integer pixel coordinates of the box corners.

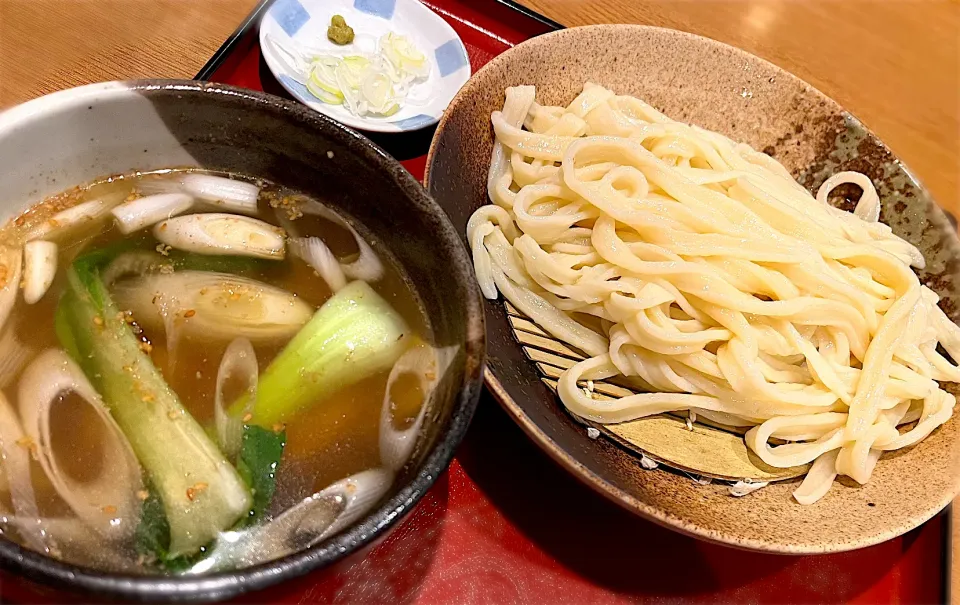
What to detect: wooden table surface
<box><xmin>0</xmin><ymin>0</ymin><xmax>957</xmax><ymax>600</ymax></box>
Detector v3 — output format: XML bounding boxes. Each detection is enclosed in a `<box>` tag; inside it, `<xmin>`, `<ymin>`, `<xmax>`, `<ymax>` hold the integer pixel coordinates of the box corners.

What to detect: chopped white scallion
<box><xmin>181</xmin><ymin>175</ymin><xmax>260</xmax><ymax>213</ymax></box>
<box><xmin>140</xmin><ymin>175</ymin><xmax>261</xmax><ymax>215</ymax></box>
<box><xmin>297</xmin><ymin>33</ymin><xmax>430</xmax><ymax>118</ymax></box>
<box><xmin>188</xmin><ymin>469</ymin><xmax>393</xmax><ymax>574</ymax></box>
<box><xmin>22</xmin><ymin>240</ymin><xmax>57</xmax><ymax>304</ymax></box>
<box><xmin>153</xmin><ymin>213</ymin><xmax>286</xmax><ymax>260</ymax></box>
<box><xmin>110</xmin><ymin>271</ymin><xmax>313</xmax><ymax>344</ymax></box>
<box><xmin>214</xmin><ymin>338</ymin><xmax>258</xmax><ymax>461</ymax></box>
<box><xmin>586</xmin><ymin>427</ymin><xmax>600</xmax><ymax>440</ymax></box>
<box><xmin>111</xmin><ymin>193</ymin><xmax>194</xmax><ymax>235</ymax></box>
<box><xmin>0</xmin><ymin>326</ymin><xmax>30</xmax><ymax>389</ymax></box>
<box><xmin>289</xmin><ymin>237</ymin><xmax>347</xmax><ymax>293</ymax></box>
<box><xmin>18</xmin><ymin>349</ymin><xmax>143</xmax><ymax>539</ymax></box>
<box><xmin>640</xmin><ymin>454</ymin><xmax>659</xmax><ymax>470</ymax></box>
<box><xmin>0</xmin><ymin>246</ymin><xmax>23</xmax><ymax>331</ymax></box>
<box><xmin>379</xmin><ymin>344</ymin><xmax>458</xmax><ymax>472</ymax></box>
<box><xmin>25</xmin><ymin>198</ymin><xmax>114</xmax><ymax>242</ymax></box>
<box><xmin>300</xmin><ymin>201</ymin><xmax>384</xmax><ymax>282</ymax></box>
<box><xmin>0</xmin><ymin>391</ymin><xmax>48</xmax><ymax>553</ymax></box>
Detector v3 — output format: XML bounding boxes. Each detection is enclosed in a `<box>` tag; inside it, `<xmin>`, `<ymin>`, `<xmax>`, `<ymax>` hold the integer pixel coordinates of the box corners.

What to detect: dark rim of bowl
<box><xmin>423</xmin><ymin>24</ymin><xmax>957</xmax><ymax>555</ymax></box>
<box><xmin>0</xmin><ymin>80</ymin><xmax>486</xmax><ymax>602</ymax></box>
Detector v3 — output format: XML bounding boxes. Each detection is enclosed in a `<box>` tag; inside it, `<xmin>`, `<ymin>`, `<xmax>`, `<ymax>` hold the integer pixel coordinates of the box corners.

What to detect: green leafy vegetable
<box><xmin>57</xmin><ymin>253</ymin><xmax>252</xmax><ymax>558</ymax></box>
<box><xmin>134</xmin><ymin>481</ymin><xmax>208</xmax><ymax>572</ymax></box>
<box><xmin>135</xmin><ymin>481</ymin><xmax>169</xmax><ymax>561</ymax></box>
<box><xmin>231</xmin><ymin>280</ymin><xmax>410</xmax><ymax>426</ymax></box>
<box><xmin>169</xmin><ymin>251</ymin><xmax>263</xmax><ymax>276</ymax></box>
<box><xmin>236</xmin><ymin>425</ymin><xmax>286</xmax><ymax>527</ymax></box>
<box><xmin>54</xmin><ymin>303</ymin><xmax>79</xmax><ymax>360</ymax></box>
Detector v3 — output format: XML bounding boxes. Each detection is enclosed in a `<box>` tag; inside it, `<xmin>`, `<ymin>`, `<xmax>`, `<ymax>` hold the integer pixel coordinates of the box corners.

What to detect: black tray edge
<box><xmin>194</xmin><ymin>0</ymin><xmax>275</xmax><ymax>81</ymax></box>
<box><xmin>493</xmin><ymin>0</ymin><xmax>564</xmax><ymax>31</ymax></box>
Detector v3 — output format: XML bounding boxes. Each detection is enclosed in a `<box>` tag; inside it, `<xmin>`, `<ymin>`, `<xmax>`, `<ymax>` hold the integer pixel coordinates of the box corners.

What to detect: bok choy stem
<box><xmin>231</xmin><ymin>280</ymin><xmax>410</xmax><ymax>426</ymax></box>
<box><xmin>57</xmin><ymin>259</ymin><xmax>252</xmax><ymax>557</ymax></box>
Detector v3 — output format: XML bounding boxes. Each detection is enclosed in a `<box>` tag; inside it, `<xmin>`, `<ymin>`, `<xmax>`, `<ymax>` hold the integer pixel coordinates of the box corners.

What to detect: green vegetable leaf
<box><xmin>169</xmin><ymin>251</ymin><xmax>263</xmax><ymax>277</ymax></box>
<box><xmin>134</xmin><ymin>481</ymin><xmax>210</xmax><ymax>572</ymax></box>
<box><xmin>236</xmin><ymin>425</ymin><xmax>286</xmax><ymax>527</ymax></box>
<box><xmin>59</xmin><ymin>252</ymin><xmax>252</xmax><ymax>558</ymax></box>
<box><xmin>231</xmin><ymin>281</ymin><xmax>409</xmax><ymax>426</ymax></box>
<box><xmin>135</xmin><ymin>480</ymin><xmax>171</xmax><ymax>562</ymax></box>
<box><xmin>73</xmin><ymin>238</ymin><xmax>140</xmax><ymax>276</ymax></box>
<box><xmin>54</xmin><ymin>300</ymin><xmax>80</xmax><ymax>361</ymax></box>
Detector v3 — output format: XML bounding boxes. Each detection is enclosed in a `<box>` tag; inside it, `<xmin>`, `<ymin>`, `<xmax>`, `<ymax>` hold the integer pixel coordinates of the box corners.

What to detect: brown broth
<box><xmin>0</xmin><ymin>169</ymin><xmax>431</xmax><ymax>573</ymax></box>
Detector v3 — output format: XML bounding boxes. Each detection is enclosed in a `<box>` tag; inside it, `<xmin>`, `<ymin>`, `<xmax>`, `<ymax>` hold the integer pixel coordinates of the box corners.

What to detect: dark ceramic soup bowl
<box><xmin>0</xmin><ymin>80</ymin><xmax>484</xmax><ymax>601</ymax></box>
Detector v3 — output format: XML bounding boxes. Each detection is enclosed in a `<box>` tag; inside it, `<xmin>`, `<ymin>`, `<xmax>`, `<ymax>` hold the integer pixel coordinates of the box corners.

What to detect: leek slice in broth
<box><xmin>58</xmin><ymin>255</ymin><xmax>252</xmax><ymax>558</ymax></box>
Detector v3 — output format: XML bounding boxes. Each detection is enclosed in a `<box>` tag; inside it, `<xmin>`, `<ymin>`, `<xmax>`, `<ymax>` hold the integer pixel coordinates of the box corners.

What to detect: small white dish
<box><xmin>259</xmin><ymin>0</ymin><xmax>471</xmax><ymax>133</ymax></box>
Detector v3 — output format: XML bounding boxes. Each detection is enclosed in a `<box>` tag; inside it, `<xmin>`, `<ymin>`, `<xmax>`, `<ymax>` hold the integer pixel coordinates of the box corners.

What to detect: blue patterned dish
<box><xmin>259</xmin><ymin>0</ymin><xmax>470</xmax><ymax>132</ymax></box>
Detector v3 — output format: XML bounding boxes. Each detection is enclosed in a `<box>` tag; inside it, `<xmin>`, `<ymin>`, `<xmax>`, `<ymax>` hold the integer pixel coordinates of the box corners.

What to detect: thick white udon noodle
<box><xmin>469</xmin><ymin>83</ymin><xmax>960</xmax><ymax>504</ymax></box>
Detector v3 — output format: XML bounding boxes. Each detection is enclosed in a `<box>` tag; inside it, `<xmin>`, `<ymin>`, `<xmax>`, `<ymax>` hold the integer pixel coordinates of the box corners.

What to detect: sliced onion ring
<box><xmin>0</xmin><ymin>391</ymin><xmax>47</xmax><ymax>553</ymax></box>
<box><xmin>140</xmin><ymin>175</ymin><xmax>260</xmax><ymax>215</ymax></box>
<box><xmin>379</xmin><ymin>344</ymin><xmax>459</xmax><ymax>471</ymax></box>
<box><xmin>25</xmin><ymin>198</ymin><xmax>115</xmax><ymax>242</ymax></box>
<box><xmin>0</xmin><ymin>245</ymin><xmax>23</xmax><ymax>333</ymax></box>
<box><xmin>22</xmin><ymin>240</ymin><xmax>58</xmax><ymax>304</ymax></box>
<box><xmin>215</xmin><ymin>338</ymin><xmax>258</xmax><ymax>460</ymax></box>
<box><xmin>289</xmin><ymin>237</ymin><xmax>347</xmax><ymax>293</ymax></box>
<box><xmin>17</xmin><ymin>349</ymin><xmax>143</xmax><ymax>539</ymax></box>
<box><xmin>0</xmin><ymin>324</ymin><xmax>31</xmax><ymax>389</ymax></box>
<box><xmin>188</xmin><ymin>469</ymin><xmax>393</xmax><ymax>574</ymax></box>
<box><xmin>111</xmin><ymin>193</ymin><xmax>194</xmax><ymax>235</ymax></box>
<box><xmin>300</xmin><ymin>200</ymin><xmax>384</xmax><ymax>282</ymax></box>
<box><xmin>153</xmin><ymin>213</ymin><xmax>286</xmax><ymax>260</ymax></box>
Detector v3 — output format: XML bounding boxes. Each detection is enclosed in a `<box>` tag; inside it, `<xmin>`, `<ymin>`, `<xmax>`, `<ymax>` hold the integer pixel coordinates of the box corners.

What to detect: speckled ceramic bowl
<box><xmin>0</xmin><ymin>80</ymin><xmax>484</xmax><ymax>601</ymax></box>
<box><xmin>425</xmin><ymin>25</ymin><xmax>960</xmax><ymax>553</ymax></box>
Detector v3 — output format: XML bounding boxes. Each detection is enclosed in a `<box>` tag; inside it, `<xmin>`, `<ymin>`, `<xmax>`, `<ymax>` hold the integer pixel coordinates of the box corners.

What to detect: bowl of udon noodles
<box><xmin>425</xmin><ymin>24</ymin><xmax>960</xmax><ymax>553</ymax></box>
<box><xmin>0</xmin><ymin>80</ymin><xmax>484</xmax><ymax>600</ymax></box>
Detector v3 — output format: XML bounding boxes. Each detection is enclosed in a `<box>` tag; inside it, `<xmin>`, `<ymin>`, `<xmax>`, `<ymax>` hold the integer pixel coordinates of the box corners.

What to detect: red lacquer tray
<box><xmin>0</xmin><ymin>0</ymin><xmax>951</xmax><ymax>602</ymax></box>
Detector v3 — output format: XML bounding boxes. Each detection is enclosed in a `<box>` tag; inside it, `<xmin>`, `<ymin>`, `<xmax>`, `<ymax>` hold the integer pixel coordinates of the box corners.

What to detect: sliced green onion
<box><xmin>110</xmin><ymin>271</ymin><xmax>313</xmax><ymax>345</ymax></box>
<box><xmin>303</xmin><ymin>33</ymin><xmax>429</xmax><ymax>117</ymax></box>
<box><xmin>230</xmin><ymin>280</ymin><xmax>409</xmax><ymax>426</ymax></box>
<box><xmin>380</xmin><ymin>32</ymin><xmax>428</xmax><ymax>78</ymax></box>
<box><xmin>58</xmin><ymin>258</ymin><xmax>252</xmax><ymax>557</ymax></box>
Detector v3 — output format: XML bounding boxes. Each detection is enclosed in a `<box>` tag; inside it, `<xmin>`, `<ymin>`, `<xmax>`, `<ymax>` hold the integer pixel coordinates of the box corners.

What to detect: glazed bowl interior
<box><xmin>0</xmin><ymin>80</ymin><xmax>484</xmax><ymax>601</ymax></box>
<box><xmin>425</xmin><ymin>24</ymin><xmax>959</xmax><ymax>554</ymax></box>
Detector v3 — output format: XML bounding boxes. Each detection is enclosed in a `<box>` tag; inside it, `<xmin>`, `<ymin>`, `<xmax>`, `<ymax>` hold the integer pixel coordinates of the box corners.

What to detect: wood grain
<box><xmin>0</xmin><ymin>0</ymin><xmax>259</xmax><ymax>107</ymax></box>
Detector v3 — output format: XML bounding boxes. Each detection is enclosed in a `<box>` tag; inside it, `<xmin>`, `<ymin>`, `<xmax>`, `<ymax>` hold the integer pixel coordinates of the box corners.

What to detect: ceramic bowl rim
<box><xmin>424</xmin><ymin>23</ymin><xmax>958</xmax><ymax>555</ymax></box>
